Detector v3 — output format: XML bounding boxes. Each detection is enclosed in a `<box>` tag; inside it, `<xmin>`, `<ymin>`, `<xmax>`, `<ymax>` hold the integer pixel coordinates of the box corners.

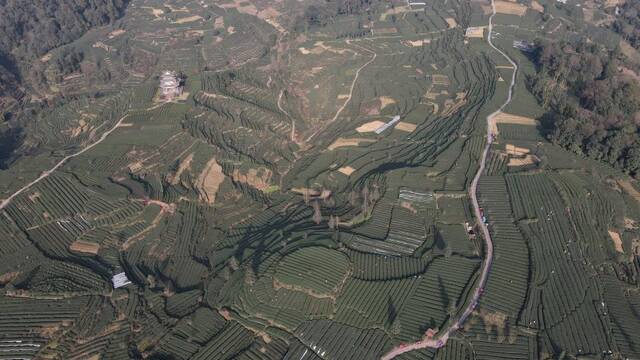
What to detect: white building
<box><xmin>112</xmin><ymin>272</ymin><xmax>132</xmax><ymax>288</ymax></box>
<box><xmin>159</xmin><ymin>70</ymin><xmax>183</xmax><ymax>101</ymax></box>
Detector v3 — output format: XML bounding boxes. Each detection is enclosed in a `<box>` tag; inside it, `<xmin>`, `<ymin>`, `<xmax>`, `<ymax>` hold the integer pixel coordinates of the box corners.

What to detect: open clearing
<box><xmin>328</xmin><ymin>138</ymin><xmax>375</xmax><ymax>150</ymax></box>
<box><xmin>196</xmin><ymin>158</ymin><xmax>225</xmax><ymax>204</ymax></box>
<box><xmin>465</xmin><ymin>27</ymin><xmax>485</xmax><ymax>38</ymax></box>
<box><xmin>395</xmin><ymin>122</ymin><xmax>418</xmax><ymax>132</ymax></box>
<box><xmin>491</xmin><ymin>112</ymin><xmax>538</xmax><ymax>135</ymax></box>
<box><xmin>507</xmin><ymin>155</ymin><xmax>538</xmax><ymax>166</ymax></box>
<box><xmin>608</xmin><ymin>230</ymin><xmax>624</xmax><ymax>252</ymax></box>
<box><xmin>338</xmin><ymin>166</ymin><xmax>355</xmax><ymax>175</ymax></box>
<box><xmin>172</xmin><ymin>15</ymin><xmax>202</xmax><ymax>24</ymax></box>
<box><xmin>356</xmin><ymin>121</ymin><xmax>386</xmax><ymax>133</ymax></box>
<box><xmin>69</xmin><ymin>240</ymin><xmax>101</xmax><ymax>255</ymax></box>
<box><xmin>494</xmin><ymin>0</ymin><xmax>528</xmax><ymax>15</ymax></box>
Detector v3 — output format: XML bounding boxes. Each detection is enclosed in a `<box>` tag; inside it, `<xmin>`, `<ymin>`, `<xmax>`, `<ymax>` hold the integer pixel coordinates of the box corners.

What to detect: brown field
<box><xmin>445</xmin><ymin>18</ymin><xmax>458</xmax><ymax>28</ymax></box>
<box><xmin>494</xmin><ymin>112</ymin><xmax>538</xmax><ymax>125</ymax></box>
<box><xmin>432</xmin><ymin>74</ymin><xmax>450</xmax><ymax>86</ymax></box>
<box><xmin>403</xmin><ymin>39</ymin><xmax>428</xmax><ymax>47</ymax></box>
<box><xmin>530</xmin><ymin>0</ymin><xmax>544</xmax><ymax>12</ymax></box>
<box><xmin>338</xmin><ymin>166</ymin><xmax>356</xmax><ymax>176</ymax></box>
<box><xmin>608</xmin><ymin>230</ymin><xmax>624</xmax><ymax>252</ymax></box>
<box><xmin>380</xmin><ymin>96</ymin><xmax>396</xmax><ymax>109</ymax></box>
<box><xmin>356</xmin><ymin>120</ymin><xmax>386</xmax><ymax>133</ymax></box>
<box><xmin>505</xmin><ymin>144</ymin><xmax>530</xmax><ymax>155</ymax></box>
<box><xmin>494</xmin><ymin>1</ymin><xmax>528</xmax><ymax>15</ymax></box>
<box><xmin>196</xmin><ymin>158</ymin><xmax>225</xmax><ymax>204</ymax></box>
<box><xmin>328</xmin><ymin>138</ymin><xmax>375</xmax><ymax>150</ymax></box>
<box><xmin>465</xmin><ymin>27</ymin><xmax>485</xmax><ymax>38</ymax></box>
<box><xmin>491</xmin><ymin>112</ymin><xmax>537</xmax><ymax>135</ymax></box>
<box><xmin>232</xmin><ymin>168</ymin><xmax>273</xmax><ymax>191</ymax></box>
<box><xmin>173</xmin><ymin>15</ymin><xmax>203</xmax><ymax>24</ymax></box>
<box><xmin>70</xmin><ymin>240</ymin><xmax>101</xmax><ymax>255</ymax></box>
<box><xmin>395</xmin><ymin>122</ymin><xmax>417</xmax><ymax>132</ymax></box>
<box><xmin>507</xmin><ymin>154</ymin><xmax>538</xmax><ymax>166</ymax></box>
<box><xmin>618</xmin><ymin>180</ymin><xmax>640</xmax><ymax>204</ymax></box>
<box><xmin>214</xmin><ymin>17</ymin><xmax>225</xmax><ymax>29</ymax></box>
<box><xmin>108</xmin><ymin>29</ymin><xmax>126</xmax><ymax>39</ymax></box>
<box><xmin>141</xmin><ymin>6</ymin><xmax>164</xmax><ymax>18</ymax></box>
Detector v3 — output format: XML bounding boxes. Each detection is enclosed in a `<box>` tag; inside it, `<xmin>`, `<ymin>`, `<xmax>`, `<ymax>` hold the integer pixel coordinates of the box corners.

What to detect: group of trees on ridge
<box><xmin>528</xmin><ymin>40</ymin><xmax>640</xmax><ymax>176</ymax></box>
<box><xmin>0</xmin><ymin>0</ymin><xmax>129</xmax><ymax>112</ymax></box>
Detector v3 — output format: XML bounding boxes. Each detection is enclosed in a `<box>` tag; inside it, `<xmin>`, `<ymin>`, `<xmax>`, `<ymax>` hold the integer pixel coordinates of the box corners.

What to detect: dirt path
<box><xmin>0</xmin><ymin>112</ymin><xmax>131</xmax><ymax>210</ymax></box>
<box><xmin>278</xmin><ymin>89</ymin><xmax>296</xmax><ymax>142</ymax></box>
<box><xmin>305</xmin><ymin>41</ymin><xmax>377</xmax><ymax>142</ymax></box>
<box><xmin>381</xmin><ymin>0</ymin><xmax>518</xmax><ymax>357</ymax></box>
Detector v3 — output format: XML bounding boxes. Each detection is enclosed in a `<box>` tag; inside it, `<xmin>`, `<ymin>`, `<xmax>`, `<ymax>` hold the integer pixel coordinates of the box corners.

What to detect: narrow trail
<box><xmin>305</xmin><ymin>41</ymin><xmax>377</xmax><ymax>143</ymax></box>
<box><xmin>0</xmin><ymin>113</ymin><xmax>131</xmax><ymax>210</ymax></box>
<box><xmin>278</xmin><ymin>89</ymin><xmax>296</xmax><ymax>142</ymax></box>
<box><xmin>380</xmin><ymin>0</ymin><xmax>518</xmax><ymax>358</ymax></box>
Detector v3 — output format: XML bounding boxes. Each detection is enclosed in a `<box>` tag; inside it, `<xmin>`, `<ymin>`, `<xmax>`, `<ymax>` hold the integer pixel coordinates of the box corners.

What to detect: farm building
<box><xmin>159</xmin><ymin>70</ymin><xmax>183</xmax><ymax>100</ymax></box>
<box><xmin>112</xmin><ymin>272</ymin><xmax>132</xmax><ymax>288</ymax></box>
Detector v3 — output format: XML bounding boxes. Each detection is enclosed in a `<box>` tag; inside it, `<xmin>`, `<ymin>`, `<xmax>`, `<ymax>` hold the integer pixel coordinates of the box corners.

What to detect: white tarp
<box><xmin>112</xmin><ymin>272</ymin><xmax>132</xmax><ymax>288</ymax></box>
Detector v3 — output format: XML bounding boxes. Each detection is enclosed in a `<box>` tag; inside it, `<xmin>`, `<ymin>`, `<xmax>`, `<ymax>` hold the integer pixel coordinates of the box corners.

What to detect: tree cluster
<box><xmin>611</xmin><ymin>0</ymin><xmax>640</xmax><ymax>50</ymax></box>
<box><xmin>528</xmin><ymin>40</ymin><xmax>640</xmax><ymax>175</ymax></box>
<box><xmin>0</xmin><ymin>0</ymin><xmax>129</xmax><ymax>111</ymax></box>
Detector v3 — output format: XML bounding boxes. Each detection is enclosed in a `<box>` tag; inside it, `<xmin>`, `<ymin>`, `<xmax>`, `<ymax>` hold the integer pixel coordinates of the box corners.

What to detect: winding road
<box><xmin>0</xmin><ymin>113</ymin><xmax>130</xmax><ymax>211</ymax></box>
<box><xmin>381</xmin><ymin>0</ymin><xmax>518</xmax><ymax>358</ymax></box>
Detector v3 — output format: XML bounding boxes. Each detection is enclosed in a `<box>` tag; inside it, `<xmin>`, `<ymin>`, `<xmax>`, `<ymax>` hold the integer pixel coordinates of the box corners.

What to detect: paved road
<box><xmin>0</xmin><ymin>113</ymin><xmax>130</xmax><ymax>210</ymax></box>
<box><xmin>381</xmin><ymin>0</ymin><xmax>518</xmax><ymax>358</ymax></box>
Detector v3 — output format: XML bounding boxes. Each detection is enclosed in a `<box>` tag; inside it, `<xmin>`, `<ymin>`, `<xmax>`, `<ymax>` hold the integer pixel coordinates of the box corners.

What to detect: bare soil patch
<box><xmin>214</xmin><ymin>17</ymin><xmax>225</xmax><ymax>29</ymax></box>
<box><xmin>196</xmin><ymin>158</ymin><xmax>225</xmax><ymax>204</ymax></box>
<box><xmin>380</xmin><ymin>96</ymin><xmax>396</xmax><ymax>109</ymax></box>
<box><xmin>232</xmin><ymin>167</ymin><xmax>273</xmax><ymax>191</ymax></box>
<box><xmin>465</xmin><ymin>27</ymin><xmax>485</xmax><ymax>38</ymax></box>
<box><xmin>494</xmin><ymin>0</ymin><xmax>527</xmax><ymax>15</ymax></box>
<box><xmin>505</xmin><ymin>144</ymin><xmax>530</xmax><ymax>155</ymax></box>
<box><xmin>491</xmin><ymin>112</ymin><xmax>538</xmax><ymax>135</ymax></box>
<box><xmin>173</xmin><ymin>15</ymin><xmax>202</xmax><ymax>24</ymax></box>
<box><xmin>142</xmin><ymin>7</ymin><xmax>164</xmax><ymax>18</ymax></box>
<box><xmin>338</xmin><ymin>166</ymin><xmax>356</xmax><ymax>176</ymax></box>
<box><xmin>395</xmin><ymin>122</ymin><xmax>417</xmax><ymax>132</ymax></box>
<box><xmin>328</xmin><ymin>138</ymin><xmax>375</xmax><ymax>150</ymax></box>
<box><xmin>507</xmin><ymin>155</ymin><xmax>538</xmax><ymax>166</ymax></box>
<box><xmin>530</xmin><ymin>0</ymin><xmax>544</xmax><ymax>12</ymax></box>
<box><xmin>70</xmin><ymin>240</ymin><xmax>101</xmax><ymax>255</ymax></box>
<box><xmin>618</xmin><ymin>180</ymin><xmax>640</xmax><ymax>204</ymax></box>
<box><xmin>432</xmin><ymin>74</ymin><xmax>450</xmax><ymax>86</ymax></box>
<box><xmin>402</xmin><ymin>39</ymin><xmax>429</xmax><ymax>47</ymax></box>
<box><xmin>356</xmin><ymin>120</ymin><xmax>386</xmax><ymax>133</ymax></box>
<box><xmin>445</xmin><ymin>18</ymin><xmax>458</xmax><ymax>28</ymax></box>
<box><xmin>608</xmin><ymin>230</ymin><xmax>624</xmax><ymax>252</ymax></box>
<box><xmin>108</xmin><ymin>29</ymin><xmax>126</xmax><ymax>39</ymax></box>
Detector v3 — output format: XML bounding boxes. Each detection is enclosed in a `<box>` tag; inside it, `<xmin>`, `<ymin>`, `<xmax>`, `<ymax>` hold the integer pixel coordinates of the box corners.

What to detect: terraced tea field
<box><xmin>1</xmin><ymin>0</ymin><xmax>639</xmax><ymax>359</ymax></box>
